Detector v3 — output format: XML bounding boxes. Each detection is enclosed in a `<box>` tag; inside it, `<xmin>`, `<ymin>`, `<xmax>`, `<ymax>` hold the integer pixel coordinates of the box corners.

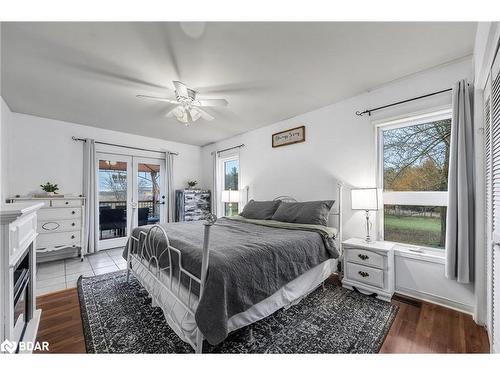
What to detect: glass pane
<box><xmin>224</xmin><ymin>202</ymin><xmax>239</xmax><ymax>216</ymax></box>
<box><xmin>384</xmin><ymin>205</ymin><xmax>447</xmax><ymax>248</ymax></box>
<box><xmin>223</xmin><ymin>158</ymin><xmax>239</xmax><ymax>216</ymax></box>
<box><xmin>383</xmin><ymin>119</ymin><xmax>451</xmax><ymax>192</ymax></box>
<box><xmin>99</xmin><ymin>160</ymin><xmax>128</xmax><ymax>240</ymax></box>
<box><xmin>138</xmin><ymin>163</ymin><xmax>161</xmax><ymax>226</ymax></box>
<box><xmin>224</xmin><ymin>159</ymin><xmax>239</xmax><ymax>190</ymax></box>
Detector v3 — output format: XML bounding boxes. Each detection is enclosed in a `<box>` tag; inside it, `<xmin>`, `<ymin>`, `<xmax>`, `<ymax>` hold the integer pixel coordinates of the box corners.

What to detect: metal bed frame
<box><xmin>125</xmin><ymin>182</ymin><xmax>343</xmax><ymax>353</ymax></box>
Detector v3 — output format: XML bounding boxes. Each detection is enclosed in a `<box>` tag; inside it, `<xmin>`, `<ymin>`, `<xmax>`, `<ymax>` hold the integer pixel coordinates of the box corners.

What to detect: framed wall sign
<box><xmin>272</xmin><ymin>126</ymin><xmax>306</xmax><ymax>148</ymax></box>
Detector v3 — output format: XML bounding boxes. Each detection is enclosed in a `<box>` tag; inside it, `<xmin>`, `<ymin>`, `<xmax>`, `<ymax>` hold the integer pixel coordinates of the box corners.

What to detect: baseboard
<box><xmin>396</xmin><ymin>286</ymin><xmax>474</xmax><ymax>315</ymax></box>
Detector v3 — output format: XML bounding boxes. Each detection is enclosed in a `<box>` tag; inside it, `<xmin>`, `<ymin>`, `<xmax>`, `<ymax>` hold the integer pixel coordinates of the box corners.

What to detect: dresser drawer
<box><xmin>38</xmin><ymin>219</ymin><xmax>81</xmax><ymax>234</ymax></box>
<box><xmin>50</xmin><ymin>199</ymin><xmax>83</xmax><ymax>208</ymax></box>
<box><xmin>38</xmin><ymin>207</ymin><xmax>81</xmax><ymax>220</ymax></box>
<box><xmin>37</xmin><ymin>231</ymin><xmax>81</xmax><ymax>250</ymax></box>
<box><xmin>346</xmin><ymin>262</ymin><xmax>384</xmax><ymax>289</ymax></box>
<box><xmin>346</xmin><ymin>248</ymin><xmax>384</xmax><ymax>269</ymax></box>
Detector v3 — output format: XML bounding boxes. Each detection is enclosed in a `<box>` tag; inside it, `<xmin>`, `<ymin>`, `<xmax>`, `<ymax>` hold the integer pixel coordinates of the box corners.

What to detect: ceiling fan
<box><xmin>137</xmin><ymin>81</ymin><xmax>228</xmax><ymax>125</ymax></box>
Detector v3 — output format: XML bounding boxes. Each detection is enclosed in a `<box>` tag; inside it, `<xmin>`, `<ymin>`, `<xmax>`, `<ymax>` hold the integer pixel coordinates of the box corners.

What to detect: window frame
<box><xmin>217</xmin><ymin>153</ymin><xmax>240</xmax><ymax>216</ymax></box>
<box><xmin>375</xmin><ymin>107</ymin><xmax>452</xmax><ymax>250</ymax></box>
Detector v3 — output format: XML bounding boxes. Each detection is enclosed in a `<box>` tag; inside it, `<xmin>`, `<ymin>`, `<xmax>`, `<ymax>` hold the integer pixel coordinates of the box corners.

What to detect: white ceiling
<box><xmin>1</xmin><ymin>22</ymin><xmax>476</xmax><ymax>146</ymax></box>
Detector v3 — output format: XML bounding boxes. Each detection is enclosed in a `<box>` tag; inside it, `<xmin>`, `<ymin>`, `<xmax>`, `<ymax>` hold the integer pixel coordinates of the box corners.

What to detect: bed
<box><xmin>123</xmin><ymin>184</ymin><xmax>343</xmax><ymax>353</ymax></box>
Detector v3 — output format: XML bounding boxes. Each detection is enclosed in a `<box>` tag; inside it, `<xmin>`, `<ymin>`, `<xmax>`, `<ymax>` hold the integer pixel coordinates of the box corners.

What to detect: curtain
<box><xmin>211</xmin><ymin>152</ymin><xmax>218</xmax><ymax>216</ymax></box>
<box><xmin>445</xmin><ymin>79</ymin><xmax>475</xmax><ymax>283</ymax></box>
<box><xmin>166</xmin><ymin>152</ymin><xmax>175</xmax><ymax>222</ymax></box>
<box><xmin>82</xmin><ymin>138</ymin><xmax>98</xmax><ymax>254</ymax></box>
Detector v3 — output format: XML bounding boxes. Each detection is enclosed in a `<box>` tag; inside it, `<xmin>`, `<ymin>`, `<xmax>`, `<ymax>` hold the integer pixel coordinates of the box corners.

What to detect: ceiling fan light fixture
<box><xmin>138</xmin><ymin>80</ymin><xmax>227</xmax><ymax>125</ymax></box>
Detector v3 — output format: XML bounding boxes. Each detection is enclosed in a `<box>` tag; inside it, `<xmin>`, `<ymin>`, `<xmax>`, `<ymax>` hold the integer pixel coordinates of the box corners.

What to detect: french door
<box><xmin>97</xmin><ymin>153</ymin><xmax>166</xmax><ymax>250</ymax></box>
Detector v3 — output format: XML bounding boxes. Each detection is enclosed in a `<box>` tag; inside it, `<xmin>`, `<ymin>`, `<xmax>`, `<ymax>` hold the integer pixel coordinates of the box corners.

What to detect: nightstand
<box><xmin>341</xmin><ymin>238</ymin><xmax>395</xmax><ymax>302</ymax></box>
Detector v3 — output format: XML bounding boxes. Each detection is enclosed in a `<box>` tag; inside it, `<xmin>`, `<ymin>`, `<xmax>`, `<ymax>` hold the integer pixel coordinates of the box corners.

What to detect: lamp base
<box><xmin>364</xmin><ymin>210</ymin><xmax>373</xmax><ymax>243</ymax></box>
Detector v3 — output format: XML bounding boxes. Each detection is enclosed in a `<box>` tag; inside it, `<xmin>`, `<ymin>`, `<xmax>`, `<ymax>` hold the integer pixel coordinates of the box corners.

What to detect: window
<box><xmin>379</xmin><ymin>110</ymin><xmax>451</xmax><ymax>249</ymax></box>
<box><xmin>218</xmin><ymin>155</ymin><xmax>240</xmax><ymax>216</ymax></box>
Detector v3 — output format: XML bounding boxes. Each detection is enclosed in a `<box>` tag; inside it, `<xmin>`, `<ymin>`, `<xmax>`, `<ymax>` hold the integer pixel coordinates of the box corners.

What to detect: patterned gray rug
<box><xmin>77</xmin><ymin>271</ymin><xmax>398</xmax><ymax>354</ymax></box>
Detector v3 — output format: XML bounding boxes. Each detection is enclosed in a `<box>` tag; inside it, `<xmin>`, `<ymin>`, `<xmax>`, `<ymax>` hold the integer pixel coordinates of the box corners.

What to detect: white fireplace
<box><xmin>1</xmin><ymin>202</ymin><xmax>43</xmax><ymax>354</ymax></box>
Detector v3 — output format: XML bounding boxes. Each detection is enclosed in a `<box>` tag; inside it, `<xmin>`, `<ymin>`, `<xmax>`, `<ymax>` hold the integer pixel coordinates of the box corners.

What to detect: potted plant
<box><xmin>40</xmin><ymin>182</ymin><xmax>60</xmax><ymax>196</ymax></box>
<box><xmin>187</xmin><ymin>180</ymin><xmax>198</xmax><ymax>190</ymax></box>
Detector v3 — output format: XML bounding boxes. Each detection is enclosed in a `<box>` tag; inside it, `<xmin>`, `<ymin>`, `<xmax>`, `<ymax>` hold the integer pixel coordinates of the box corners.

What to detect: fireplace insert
<box><xmin>13</xmin><ymin>252</ymin><xmax>31</xmax><ymax>353</ymax></box>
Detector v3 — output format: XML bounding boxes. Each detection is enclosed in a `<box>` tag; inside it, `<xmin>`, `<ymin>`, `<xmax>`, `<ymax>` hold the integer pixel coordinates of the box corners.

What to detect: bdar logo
<box><xmin>1</xmin><ymin>339</ymin><xmax>17</xmax><ymax>354</ymax></box>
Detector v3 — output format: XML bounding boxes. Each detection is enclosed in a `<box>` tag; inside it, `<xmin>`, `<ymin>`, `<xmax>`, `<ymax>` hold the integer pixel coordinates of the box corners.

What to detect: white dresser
<box><xmin>8</xmin><ymin>197</ymin><xmax>86</xmax><ymax>263</ymax></box>
<box><xmin>342</xmin><ymin>238</ymin><xmax>395</xmax><ymax>302</ymax></box>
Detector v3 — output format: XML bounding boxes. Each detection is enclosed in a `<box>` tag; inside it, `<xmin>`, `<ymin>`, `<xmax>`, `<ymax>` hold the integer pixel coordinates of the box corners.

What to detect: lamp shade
<box><xmin>221</xmin><ymin>189</ymin><xmax>239</xmax><ymax>203</ymax></box>
<box><xmin>351</xmin><ymin>188</ymin><xmax>379</xmax><ymax>210</ymax></box>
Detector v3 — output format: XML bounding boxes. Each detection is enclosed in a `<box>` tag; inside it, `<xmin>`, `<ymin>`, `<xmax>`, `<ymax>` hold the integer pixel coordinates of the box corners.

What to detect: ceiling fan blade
<box><xmin>186</xmin><ymin>107</ymin><xmax>193</xmax><ymax>123</ymax></box>
<box><xmin>137</xmin><ymin>94</ymin><xmax>178</xmax><ymax>104</ymax></box>
<box><xmin>165</xmin><ymin>106</ymin><xmax>181</xmax><ymax>118</ymax></box>
<box><xmin>196</xmin><ymin>98</ymin><xmax>229</xmax><ymax>107</ymax></box>
<box><xmin>195</xmin><ymin>107</ymin><xmax>215</xmax><ymax>121</ymax></box>
<box><xmin>173</xmin><ymin>81</ymin><xmax>189</xmax><ymax>98</ymax></box>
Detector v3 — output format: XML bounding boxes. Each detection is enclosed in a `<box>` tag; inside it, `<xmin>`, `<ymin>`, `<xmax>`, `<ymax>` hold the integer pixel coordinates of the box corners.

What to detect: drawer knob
<box><xmin>358</xmin><ymin>271</ymin><xmax>369</xmax><ymax>278</ymax></box>
<box><xmin>71</xmin><ymin>235</ymin><xmax>75</xmax><ymax>239</ymax></box>
<box><xmin>72</xmin><ymin>210</ymin><xmax>76</xmax><ymax>214</ymax></box>
<box><xmin>65</xmin><ymin>201</ymin><xmax>69</xmax><ymax>205</ymax></box>
<box><xmin>72</xmin><ymin>222</ymin><xmax>75</xmax><ymax>226</ymax></box>
<box><xmin>358</xmin><ymin>254</ymin><xmax>369</xmax><ymax>261</ymax></box>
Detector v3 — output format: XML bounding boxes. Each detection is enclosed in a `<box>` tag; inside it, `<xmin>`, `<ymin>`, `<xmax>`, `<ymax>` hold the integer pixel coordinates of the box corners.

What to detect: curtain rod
<box><xmin>211</xmin><ymin>144</ymin><xmax>245</xmax><ymax>155</ymax></box>
<box><xmin>72</xmin><ymin>136</ymin><xmax>179</xmax><ymax>155</ymax></box>
<box><xmin>355</xmin><ymin>88</ymin><xmax>453</xmax><ymax>117</ymax></box>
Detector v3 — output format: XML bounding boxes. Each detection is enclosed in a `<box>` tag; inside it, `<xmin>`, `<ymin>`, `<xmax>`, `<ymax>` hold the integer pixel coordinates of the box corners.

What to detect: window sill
<box><xmin>392</xmin><ymin>243</ymin><xmax>445</xmax><ymax>264</ymax></box>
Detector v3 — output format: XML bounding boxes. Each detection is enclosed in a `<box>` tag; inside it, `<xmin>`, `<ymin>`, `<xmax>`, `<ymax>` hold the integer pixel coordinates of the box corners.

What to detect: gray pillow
<box><xmin>240</xmin><ymin>200</ymin><xmax>282</xmax><ymax>220</ymax></box>
<box><xmin>271</xmin><ymin>200</ymin><xmax>335</xmax><ymax>226</ymax></box>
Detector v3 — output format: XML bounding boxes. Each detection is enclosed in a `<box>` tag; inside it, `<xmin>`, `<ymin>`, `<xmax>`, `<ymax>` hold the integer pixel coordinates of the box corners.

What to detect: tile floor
<box><xmin>36</xmin><ymin>247</ymin><xmax>127</xmax><ymax>296</ymax></box>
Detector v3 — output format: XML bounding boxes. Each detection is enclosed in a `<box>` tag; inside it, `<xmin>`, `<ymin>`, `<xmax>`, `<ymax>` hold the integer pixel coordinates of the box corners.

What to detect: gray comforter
<box><xmin>123</xmin><ymin>217</ymin><xmax>338</xmax><ymax>345</ymax></box>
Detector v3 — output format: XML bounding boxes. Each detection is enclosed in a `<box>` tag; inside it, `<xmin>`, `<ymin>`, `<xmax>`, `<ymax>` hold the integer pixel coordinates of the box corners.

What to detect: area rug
<box><xmin>77</xmin><ymin>271</ymin><xmax>398</xmax><ymax>354</ymax></box>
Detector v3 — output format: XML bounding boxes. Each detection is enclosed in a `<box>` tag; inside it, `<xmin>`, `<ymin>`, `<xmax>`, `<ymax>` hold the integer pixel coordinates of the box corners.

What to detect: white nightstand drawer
<box><xmin>346</xmin><ymin>248</ymin><xmax>384</xmax><ymax>269</ymax></box>
<box><xmin>346</xmin><ymin>263</ymin><xmax>384</xmax><ymax>289</ymax></box>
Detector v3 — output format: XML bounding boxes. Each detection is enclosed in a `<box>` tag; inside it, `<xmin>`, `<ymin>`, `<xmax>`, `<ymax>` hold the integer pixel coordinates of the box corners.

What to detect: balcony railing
<box><xmin>99</xmin><ymin>200</ymin><xmax>161</xmax><ymax>240</ymax></box>
<box><xmin>99</xmin><ymin>200</ymin><xmax>159</xmax><ymax>214</ymax></box>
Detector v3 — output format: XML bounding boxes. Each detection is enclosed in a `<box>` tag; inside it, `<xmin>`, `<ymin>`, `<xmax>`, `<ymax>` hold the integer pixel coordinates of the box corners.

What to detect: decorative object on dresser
<box><xmin>272</xmin><ymin>125</ymin><xmax>305</xmax><ymax>148</ymax></box>
<box><xmin>187</xmin><ymin>180</ymin><xmax>198</xmax><ymax>189</ymax></box>
<box><xmin>8</xmin><ymin>196</ymin><xmax>86</xmax><ymax>263</ymax></box>
<box><xmin>38</xmin><ymin>181</ymin><xmax>61</xmax><ymax>197</ymax></box>
<box><xmin>342</xmin><ymin>238</ymin><xmax>395</xmax><ymax>302</ymax></box>
<box><xmin>351</xmin><ymin>188</ymin><xmax>379</xmax><ymax>243</ymax></box>
<box><xmin>0</xmin><ymin>202</ymin><xmax>43</xmax><ymax>353</ymax></box>
<box><xmin>175</xmin><ymin>189</ymin><xmax>211</xmax><ymax>222</ymax></box>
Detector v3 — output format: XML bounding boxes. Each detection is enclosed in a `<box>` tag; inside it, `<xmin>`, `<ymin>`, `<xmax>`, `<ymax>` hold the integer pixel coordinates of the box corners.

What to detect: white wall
<box><xmin>201</xmin><ymin>57</ymin><xmax>473</xmax><ymax>240</ymax></box>
<box><xmin>0</xmin><ymin>97</ymin><xmax>12</xmax><ymax>203</ymax></box>
<box><xmin>5</xmin><ymin>113</ymin><xmax>202</xmax><ymax>198</ymax></box>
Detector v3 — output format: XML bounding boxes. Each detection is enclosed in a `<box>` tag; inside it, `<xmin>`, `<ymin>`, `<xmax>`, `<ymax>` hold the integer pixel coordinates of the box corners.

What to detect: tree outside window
<box><xmin>383</xmin><ymin>118</ymin><xmax>451</xmax><ymax>248</ymax></box>
<box><xmin>223</xmin><ymin>159</ymin><xmax>239</xmax><ymax>216</ymax></box>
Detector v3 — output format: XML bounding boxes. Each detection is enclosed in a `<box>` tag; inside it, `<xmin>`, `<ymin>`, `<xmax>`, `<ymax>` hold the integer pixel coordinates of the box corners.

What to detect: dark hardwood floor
<box><xmin>35</xmin><ymin>287</ymin><xmax>490</xmax><ymax>354</ymax></box>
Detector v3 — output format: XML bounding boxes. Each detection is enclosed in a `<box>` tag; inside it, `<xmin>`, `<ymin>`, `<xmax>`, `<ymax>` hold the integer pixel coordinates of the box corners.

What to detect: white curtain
<box><xmin>82</xmin><ymin>138</ymin><xmax>98</xmax><ymax>254</ymax></box>
<box><xmin>211</xmin><ymin>152</ymin><xmax>218</xmax><ymax>216</ymax></box>
<box><xmin>445</xmin><ymin>79</ymin><xmax>475</xmax><ymax>283</ymax></box>
<box><xmin>166</xmin><ymin>152</ymin><xmax>175</xmax><ymax>222</ymax></box>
